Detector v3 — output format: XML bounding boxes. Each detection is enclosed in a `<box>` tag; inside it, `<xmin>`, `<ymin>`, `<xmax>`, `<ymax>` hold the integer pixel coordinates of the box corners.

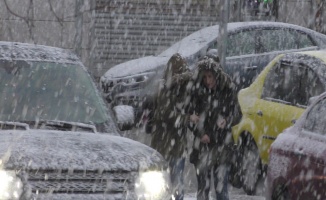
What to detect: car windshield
<box><xmin>0</xmin><ymin>60</ymin><xmax>109</xmax><ymax>125</ymax></box>
<box><xmin>158</xmin><ymin>25</ymin><xmax>219</xmax><ymax>57</ymax></box>
<box><xmin>303</xmin><ymin>97</ymin><xmax>326</xmax><ymax>135</ymax></box>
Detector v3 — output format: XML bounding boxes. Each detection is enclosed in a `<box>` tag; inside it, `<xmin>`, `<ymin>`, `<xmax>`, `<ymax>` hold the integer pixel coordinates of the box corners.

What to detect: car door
<box><xmin>252</xmin><ymin>61</ymin><xmax>307</xmax><ymax>160</ymax></box>
<box><xmin>290</xmin><ymin>97</ymin><xmax>326</xmax><ymax>199</ymax></box>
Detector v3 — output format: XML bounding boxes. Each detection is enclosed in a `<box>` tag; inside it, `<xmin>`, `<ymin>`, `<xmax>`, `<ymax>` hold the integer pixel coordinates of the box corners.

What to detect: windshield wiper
<box><xmin>0</xmin><ymin>120</ymin><xmax>97</xmax><ymax>133</ymax></box>
<box><xmin>41</xmin><ymin>120</ymin><xmax>97</xmax><ymax>133</ymax></box>
<box><xmin>0</xmin><ymin>121</ymin><xmax>30</xmax><ymax>130</ymax></box>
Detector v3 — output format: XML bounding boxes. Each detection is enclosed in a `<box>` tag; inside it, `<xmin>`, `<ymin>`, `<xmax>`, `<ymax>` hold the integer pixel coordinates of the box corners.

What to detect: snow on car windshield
<box><xmin>0</xmin><ymin>60</ymin><xmax>108</xmax><ymax>124</ymax></box>
<box><xmin>158</xmin><ymin>25</ymin><xmax>219</xmax><ymax>58</ymax></box>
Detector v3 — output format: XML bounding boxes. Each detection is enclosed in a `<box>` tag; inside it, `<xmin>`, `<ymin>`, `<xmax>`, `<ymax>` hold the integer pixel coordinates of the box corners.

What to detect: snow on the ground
<box><xmin>185</xmin><ymin>191</ymin><xmax>265</xmax><ymax>200</ymax></box>
<box><xmin>122</xmin><ymin>126</ymin><xmax>266</xmax><ymax>200</ymax></box>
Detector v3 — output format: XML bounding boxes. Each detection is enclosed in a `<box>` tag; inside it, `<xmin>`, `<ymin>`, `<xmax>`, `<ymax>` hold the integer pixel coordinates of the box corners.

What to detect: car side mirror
<box><xmin>112</xmin><ymin>105</ymin><xmax>135</xmax><ymax>131</ymax></box>
<box><xmin>308</xmin><ymin>96</ymin><xmax>319</xmax><ymax>106</ymax></box>
<box><xmin>104</xmin><ymin>93</ymin><xmax>112</xmax><ymax>103</ymax></box>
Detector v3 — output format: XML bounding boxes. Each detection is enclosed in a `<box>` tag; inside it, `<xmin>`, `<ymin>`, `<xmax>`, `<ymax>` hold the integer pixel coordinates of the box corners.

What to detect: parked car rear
<box><xmin>266</xmin><ymin>92</ymin><xmax>326</xmax><ymax>200</ymax></box>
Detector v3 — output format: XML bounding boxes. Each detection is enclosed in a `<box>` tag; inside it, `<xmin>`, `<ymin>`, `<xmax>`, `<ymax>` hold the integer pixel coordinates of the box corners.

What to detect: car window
<box><xmin>261</xmin><ymin>62</ymin><xmax>304</xmax><ymax>106</ymax></box>
<box><xmin>295</xmin><ymin>31</ymin><xmax>316</xmax><ymax>48</ymax></box>
<box><xmin>257</xmin><ymin>29</ymin><xmax>315</xmax><ymax>53</ymax></box>
<box><xmin>262</xmin><ymin>60</ymin><xmax>324</xmax><ymax>107</ymax></box>
<box><xmin>299</xmin><ymin>68</ymin><xmax>324</xmax><ymax>105</ymax></box>
<box><xmin>303</xmin><ymin>97</ymin><xmax>326</xmax><ymax>135</ymax></box>
<box><xmin>226</xmin><ymin>30</ymin><xmax>255</xmax><ymax>57</ymax></box>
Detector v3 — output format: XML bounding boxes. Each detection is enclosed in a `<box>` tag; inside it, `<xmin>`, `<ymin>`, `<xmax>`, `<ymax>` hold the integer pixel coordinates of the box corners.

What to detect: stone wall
<box><xmin>90</xmin><ymin>0</ymin><xmax>224</xmax><ymax>77</ymax></box>
<box><xmin>277</xmin><ymin>0</ymin><xmax>326</xmax><ymax>33</ymax></box>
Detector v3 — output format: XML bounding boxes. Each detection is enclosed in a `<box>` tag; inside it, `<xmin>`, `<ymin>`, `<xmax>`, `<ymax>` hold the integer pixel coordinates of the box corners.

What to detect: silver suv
<box><xmin>0</xmin><ymin>41</ymin><xmax>171</xmax><ymax>200</ymax></box>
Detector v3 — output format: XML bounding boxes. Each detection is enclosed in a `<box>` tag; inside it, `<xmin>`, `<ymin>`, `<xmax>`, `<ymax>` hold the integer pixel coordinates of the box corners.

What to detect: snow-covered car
<box><xmin>232</xmin><ymin>50</ymin><xmax>326</xmax><ymax>195</ymax></box>
<box><xmin>100</xmin><ymin>21</ymin><xmax>326</xmax><ymax>129</ymax></box>
<box><xmin>0</xmin><ymin>41</ymin><xmax>171</xmax><ymax>200</ymax></box>
<box><xmin>266</xmin><ymin>91</ymin><xmax>326</xmax><ymax>200</ymax></box>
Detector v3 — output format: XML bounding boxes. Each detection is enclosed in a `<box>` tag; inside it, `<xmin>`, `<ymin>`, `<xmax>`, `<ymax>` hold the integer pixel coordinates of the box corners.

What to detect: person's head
<box><xmin>196</xmin><ymin>57</ymin><xmax>222</xmax><ymax>90</ymax></box>
<box><xmin>203</xmin><ymin>70</ymin><xmax>216</xmax><ymax>90</ymax></box>
<box><xmin>163</xmin><ymin>53</ymin><xmax>188</xmax><ymax>81</ymax></box>
<box><xmin>205</xmin><ymin>49</ymin><xmax>220</xmax><ymax>63</ymax></box>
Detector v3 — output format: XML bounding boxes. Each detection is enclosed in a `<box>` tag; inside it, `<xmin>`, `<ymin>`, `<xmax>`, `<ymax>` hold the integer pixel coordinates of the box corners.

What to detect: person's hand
<box><xmin>141</xmin><ymin>109</ymin><xmax>150</xmax><ymax>123</ymax></box>
<box><xmin>200</xmin><ymin>134</ymin><xmax>210</xmax><ymax>144</ymax></box>
<box><xmin>217</xmin><ymin>117</ymin><xmax>226</xmax><ymax>129</ymax></box>
<box><xmin>190</xmin><ymin>114</ymin><xmax>200</xmax><ymax>124</ymax></box>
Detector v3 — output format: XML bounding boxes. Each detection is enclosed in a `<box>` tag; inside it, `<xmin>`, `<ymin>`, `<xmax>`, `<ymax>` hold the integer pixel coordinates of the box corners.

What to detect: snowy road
<box><xmin>185</xmin><ymin>191</ymin><xmax>265</xmax><ymax>200</ymax></box>
<box><xmin>122</xmin><ymin>127</ymin><xmax>266</xmax><ymax>200</ymax></box>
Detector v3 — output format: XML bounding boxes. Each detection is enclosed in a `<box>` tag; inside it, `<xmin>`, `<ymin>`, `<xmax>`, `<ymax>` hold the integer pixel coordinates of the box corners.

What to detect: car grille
<box><xmin>114</xmin><ymin>96</ymin><xmax>141</xmax><ymax>108</ymax></box>
<box><xmin>23</xmin><ymin>170</ymin><xmax>136</xmax><ymax>195</ymax></box>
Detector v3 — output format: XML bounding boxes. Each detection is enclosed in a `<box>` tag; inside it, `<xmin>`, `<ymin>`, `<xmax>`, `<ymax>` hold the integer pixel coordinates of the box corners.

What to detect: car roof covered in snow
<box><xmin>158</xmin><ymin>21</ymin><xmax>326</xmax><ymax>57</ymax></box>
<box><xmin>0</xmin><ymin>41</ymin><xmax>81</xmax><ymax>64</ymax></box>
<box><xmin>103</xmin><ymin>21</ymin><xmax>326</xmax><ymax>79</ymax></box>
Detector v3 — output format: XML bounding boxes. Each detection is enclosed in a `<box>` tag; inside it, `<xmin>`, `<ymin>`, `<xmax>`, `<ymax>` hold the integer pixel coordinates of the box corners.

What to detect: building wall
<box><xmin>279</xmin><ymin>0</ymin><xmax>326</xmax><ymax>35</ymax></box>
<box><xmin>90</xmin><ymin>0</ymin><xmax>223</xmax><ymax>77</ymax></box>
<box><xmin>278</xmin><ymin>0</ymin><xmax>311</xmax><ymax>27</ymax></box>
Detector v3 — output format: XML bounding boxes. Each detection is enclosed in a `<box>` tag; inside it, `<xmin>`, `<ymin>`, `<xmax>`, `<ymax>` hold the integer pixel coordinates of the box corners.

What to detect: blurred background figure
<box><xmin>189</xmin><ymin>57</ymin><xmax>238</xmax><ymax>200</ymax></box>
<box><xmin>144</xmin><ymin>53</ymin><xmax>193</xmax><ymax>200</ymax></box>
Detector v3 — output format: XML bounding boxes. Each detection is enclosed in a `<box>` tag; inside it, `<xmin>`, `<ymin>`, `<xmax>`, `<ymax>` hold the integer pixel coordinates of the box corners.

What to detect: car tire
<box><xmin>272</xmin><ymin>184</ymin><xmax>291</xmax><ymax>200</ymax></box>
<box><xmin>229</xmin><ymin>164</ymin><xmax>242</xmax><ymax>189</ymax></box>
<box><xmin>228</xmin><ymin>146</ymin><xmax>243</xmax><ymax>189</ymax></box>
<box><xmin>239</xmin><ymin>135</ymin><xmax>262</xmax><ymax>195</ymax></box>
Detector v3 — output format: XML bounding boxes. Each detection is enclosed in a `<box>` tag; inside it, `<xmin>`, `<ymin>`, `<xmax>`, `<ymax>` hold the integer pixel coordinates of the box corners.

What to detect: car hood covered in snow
<box><xmin>102</xmin><ymin>56</ymin><xmax>168</xmax><ymax>79</ymax></box>
<box><xmin>0</xmin><ymin>129</ymin><xmax>165</xmax><ymax>171</ymax></box>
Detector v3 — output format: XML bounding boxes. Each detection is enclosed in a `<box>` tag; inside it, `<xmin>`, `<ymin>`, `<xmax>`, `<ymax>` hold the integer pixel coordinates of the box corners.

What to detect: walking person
<box><xmin>189</xmin><ymin>57</ymin><xmax>238</xmax><ymax>200</ymax></box>
<box><xmin>144</xmin><ymin>53</ymin><xmax>192</xmax><ymax>200</ymax></box>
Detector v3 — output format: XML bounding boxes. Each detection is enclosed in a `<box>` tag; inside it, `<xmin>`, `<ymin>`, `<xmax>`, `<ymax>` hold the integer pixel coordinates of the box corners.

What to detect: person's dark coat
<box><xmin>148</xmin><ymin>53</ymin><xmax>192</xmax><ymax>161</ymax></box>
<box><xmin>190</xmin><ymin>57</ymin><xmax>238</xmax><ymax>166</ymax></box>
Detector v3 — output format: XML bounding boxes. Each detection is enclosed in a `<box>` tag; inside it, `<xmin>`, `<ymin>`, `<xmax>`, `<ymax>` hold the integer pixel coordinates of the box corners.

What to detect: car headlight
<box><xmin>0</xmin><ymin>170</ymin><xmax>23</xmax><ymax>200</ymax></box>
<box><xmin>124</xmin><ymin>77</ymin><xmax>136</xmax><ymax>84</ymax></box>
<box><xmin>123</xmin><ymin>72</ymin><xmax>154</xmax><ymax>85</ymax></box>
<box><xmin>135</xmin><ymin>171</ymin><xmax>171</xmax><ymax>200</ymax></box>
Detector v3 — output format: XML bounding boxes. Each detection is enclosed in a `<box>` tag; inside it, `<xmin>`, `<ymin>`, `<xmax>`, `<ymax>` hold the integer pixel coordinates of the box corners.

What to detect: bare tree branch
<box><xmin>27</xmin><ymin>0</ymin><xmax>35</xmax><ymax>42</ymax></box>
<box><xmin>4</xmin><ymin>0</ymin><xmax>29</xmax><ymax>22</ymax></box>
<box><xmin>47</xmin><ymin>0</ymin><xmax>64</xmax><ymax>26</ymax></box>
<box><xmin>62</xmin><ymin>5</ymin><xmax>107</xmax><ymax>20</ymax></box>
<box><xmin>4</xmin><ymin>0</ymin><xmax>35</xmax><ymax>42</ymax></box>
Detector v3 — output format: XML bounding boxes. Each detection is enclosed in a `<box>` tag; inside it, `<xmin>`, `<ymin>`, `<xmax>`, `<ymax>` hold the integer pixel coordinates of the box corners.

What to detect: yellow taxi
<box><xmin>232</xmin><ymin>50</ymin><xmax>326</xmax><ymax>195</ymax></box>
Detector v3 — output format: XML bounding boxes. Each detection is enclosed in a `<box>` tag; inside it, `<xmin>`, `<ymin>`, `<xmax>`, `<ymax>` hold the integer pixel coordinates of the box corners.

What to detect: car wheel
<box><xmin>228</xmin><ymin>146</ymin><xmax>242</xmax><ymax>188</ymax></box>
<box><xmin>240</xmin><ymin>136</ymin><xmax>261</xmax><ymax>195</ymax></box>
<box><xmin>229</xmin><ymin>164</ymin><xmax>242</xmax><ymax>189</ymax></box>
<box><xmin>272</xmin><ymin>184</ymin><xmax>291</xmax><ymax>200</ymax></box>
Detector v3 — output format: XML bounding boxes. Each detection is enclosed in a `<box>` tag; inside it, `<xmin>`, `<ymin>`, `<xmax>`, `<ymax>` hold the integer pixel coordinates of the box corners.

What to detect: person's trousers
<box><xmin>196</xmin><ymin>164</ymin><xmax>229</xmax><ymax>200</ymax></box>
<box><xmin>169</xmin><ymin>157</ymin><xmax>186</xmax><ymax>200</ymax></box>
